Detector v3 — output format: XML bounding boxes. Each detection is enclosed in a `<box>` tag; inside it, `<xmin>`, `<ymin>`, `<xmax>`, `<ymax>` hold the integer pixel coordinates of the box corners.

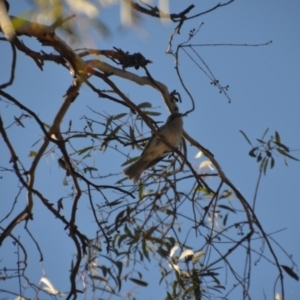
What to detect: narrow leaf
<box><xmin>109</xmin><ymin>124</ymin><xmax>122</xmax><ymax>136</ymax></box>
<box><xmin>218</xmin><ymin>204</ymin><xmax>236</xmax><ymax>213</ymax></box>
<box><xmin>274</xmin><ymin>141</ymin><xmax>290</xmax><ymax>152</ymax></box>
<box><xmin>277</xmin><ymin>149</ymin><xmax>299</xmax><ymax>161</ymax></box>
<box><xmin>68</xmin><ymin>120</ymin><xmax>72</xmax><ymax>131</ymax></box>
<box><xmin>195</xmin><ymin>151</ymin><xmax>202</xmax><ymax>159</ymax></box>
<box><xmin>129</xmin><ymin>278</ymin><xmax>148</xmax><ymax>286</ymax></box>
<box><xmin>78</xmin><ymin>146</ymin><xmax>93</xmax><ymax>155</ymax></box>
<box><xmin>137</xmin><ymin>102</ymin><xmax>152</xmax><ymax>108</ymax></box>
<box><xmin>90</xmin><ymin>275</ymin><xmax>108</xmax><ymax>283</ymax></box>
<box><xmin>263</xmin><ymin>157</ymin><xmax>268</xmax><ymax>175</ymax></box>
<box><xmin>169</xmin><ymin>245</ymin><xmax>179</xmax><ymax>258</ymax></box>
<box><xmin>191</xmin><ymin>251</ymin><xmax>205</xmax><ymax>264</ymax></box>
<box><xmin>261</xmin><ymin>128</ymin><xmax>269</xmax><ymax>139</ymax></box>
<box><xmin>257</xmin><ymin>152</ymin><xmax>262</xmax><ymax>162</ymax></box>
<box><xmin>199</xmin><ymin>160</ymin><xmax>214</xmax><ymax>172</ymax></box>
<box><xmin>281</xmin><ymin>265</ymin><xmax>299</xmax><ymax>281</ymax></box>
<box><xmin>260</xmin><ymin>158</ymin><xmax>266</xmax><ymax>172</ymax></box>
<box><xmin>270</xmin><ymin>157</ymin><xmax>275</xmax><ymax>169</ymax></box>
<box><xmin>256</xmin><ymin>138</ymin><xmax>266</xmax><ymax>144</ymax></box>
<box><xmin>239</xmin><ymin>130</ymin><xmax>252</xmax><ymax>146</ymax></box>
<box><xmin>144</xmin><ymin>111</ymin><xmax>161</xmax><ymax>116</ymax></box>
<box><xmin>179</xmin><ymin>249</ymin><xmax>194</xmax><ymax>260</ymax></box>
<box><xmin>248</xmin><ymin>147</ymin><xmax>257</xmax><ymax>158</ymax></box>
<box><xmin>275</xmin><ymin>131</ymin><xmax>281</xmax><ymax>143</ymax></box>
<box><xmin>113</xmin><ymin>113</ymin><xmax>127</xmax><ymax>120</ymax></box>
<box><xmin>223</xmin><ymin>213</ymin><xmax>228</xmax><ymax>226</ymax></box>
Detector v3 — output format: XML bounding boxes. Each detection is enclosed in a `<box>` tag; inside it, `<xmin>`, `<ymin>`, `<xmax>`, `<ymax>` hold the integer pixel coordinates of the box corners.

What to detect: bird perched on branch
<box><xmin>124</xmin><ymin>112</ymin><xmax>183</xmax><ymax>184</ymax></box>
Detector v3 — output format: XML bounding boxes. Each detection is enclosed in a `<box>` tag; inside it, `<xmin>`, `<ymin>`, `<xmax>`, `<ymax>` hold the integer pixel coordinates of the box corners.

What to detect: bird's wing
<box><xmin>144</xmin><ymin>153</ymin><xmax>172</xmax><ymax>170</ymax></box>
<box><xmin>140</xmin><ymin>127</ymin><xmax>165</xmax><ymax>156</ymax></box>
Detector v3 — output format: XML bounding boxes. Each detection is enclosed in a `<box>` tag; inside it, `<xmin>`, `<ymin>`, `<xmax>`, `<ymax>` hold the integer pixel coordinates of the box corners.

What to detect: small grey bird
<box><xmin>124</xmin><ymin>112</ymin><xmax>183</xmax><ymax>184</ymax></box>
<box><xmin>58</xmin><ymin>157</ymin><xmax>71</xmax><ymax>176</ymax></box>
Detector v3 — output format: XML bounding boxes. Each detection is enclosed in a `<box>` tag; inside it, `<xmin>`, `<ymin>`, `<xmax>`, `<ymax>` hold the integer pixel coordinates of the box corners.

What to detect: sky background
<box><xmin>0</xmin><ymin>0</ymin><xmax>299</xmax><ymax>299</ymax></box>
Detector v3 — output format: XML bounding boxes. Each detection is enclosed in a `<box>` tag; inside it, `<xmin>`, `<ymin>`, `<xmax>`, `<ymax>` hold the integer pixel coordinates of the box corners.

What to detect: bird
<box><xmin>58</xmin><ymin>157</ymin><xmax>71</xmax><ymax>176</ymax></box>
<box><xmin>124</xmin><ymin>112</ymin><xmax>183</xmax><ymax>184</ymax></box>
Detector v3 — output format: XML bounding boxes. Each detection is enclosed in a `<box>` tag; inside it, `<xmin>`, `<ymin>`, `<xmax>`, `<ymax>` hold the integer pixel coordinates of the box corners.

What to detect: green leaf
<box><xmin>124</xmin><ymin>224</ymin><xmax>133</xmax><ymax>238</ymax></box>
<box><xmin>106</xmin><ymin>116</ymin><xmax>113</xmax><ymax>127</ymax></box>
<box><xmin>183</xmin><ymin>285</ymin><xmax>200</xmax><ymax>297</ymax></box>
<box><xmin>274</xmin><ymin>141</ymin><xmax>290</xmax><ymax>152</ymax></box>
<box><xmin>263</xmin><ymin>157</ymin><xmax>268</xmax><ymax>175</ymax></box>
<box><xmin>142</xmin><ymin>240</ymin><xmax>150</xmax><ymax>261</ymax></box>
<box><xmin>277</xmin><ymin>148</ymin><xmax>299</xmax><ymax>161</ymax></box>
<box><xmin>107</xmin><ymin>200</ymin><xmax>123</xmax><ymax>207</ymax></box>
<box><xmin>68</xmin><ymin>119</ymin><xmax>72</xmax><ymax>131</ymax></box>
<box><xmin>113</xmin><ymin>113</ymin><xmax>127</xmax><ymax>120</ymax></box>
<box><xmin>138</xmin><ymin>183</ymin><xmax>143</xmax><ymax>200</ymax></box>
<box><xmin>144</xmin><ymin>111</ymin><xmax>161</xmax><ymax>116</ymax></box>
<box><xmin>275</xmin><ymin>131</ymin><xmax>280</xmax><ymax>143</ymax></box>
<box><xmin>105</xmin><ymin>267</ymin><xmax>119</xmax><ymax>290</ymax></box>
<box><xmin>260</xmin><ymin>157</ymin><xmax>269</xmax><ymax>175</ymax></box>
<box><xmin>28</xmin><ymin>151</ymin><xmax>37</xmax><ymax>157</ymax></box>
<box><xmin>156</xmin><ymin>247</ymin><xmax>169</xmax><ymax>258</ymax></box>
<box><xmin>98</xmin><ymin>265</ymin><xmax>107</xmax><ymax>277</ymax></box>
<box><xmin>112</xmin><ymin>124</ymin><xmax>123</xmax><ymax>134</ymax></box>
<box><xmin>223</xmin><ymin>213</ymin><xmax>228</xmax><ymax>226</ymax></box>
<box><xmin>281</xmin><ymin>265</ymin><xmax>299</xmax><ymax>281</ymax></box>
<box><xmin>201</xmin><ymin>271</ymin><xmax>219</xmax><ymax>277</ymax></box>
<box><xmin>162</xmin><ymin>209</ymin><xmax>175</xmax><ymax>216</ymax></box>
<box><xmin>129</xmin><ymin>278</ymin><xmax>148</xmax><ymax>286</ymax></box>
<box><xmin>115</xmin><ymin>177</ymin><xmax>128</xmax><ymax>184</ymax></box>
<box><xmin>117</xmin><ymin>234</ymin><xmax>127</xmax><ymax>248</ymax></box>
<box><xmin>257</xmin><ymin>152</ymin><xmax>262</xmax><ymax>162</ymax></box>
<box><xmin>100</xmin><ymin>255</ymin><xmax>123</xmax><ymax>291</ymax></box>
<box><xmin>261</xmin><ymin>128</ymin><xmax>269</xmax><ymax>139</ymax></box>
<box><xmin>218</xmin><ymin>190</ymin><xmax>233</xmax><ymax>200</ymax></box>
<box><xmin>129</xmin><ymin>126</ymin><xmax>135</xmax><ymax>147</ymax></box>
<box><xmin>137</xmin><ymin>102</ymin><xmax>152</xmax><ymax>109</ymax></box>
<box><xmin>82</xmin><ymin>153</ymin><xmax>91</xmax><ymax>160</ymax></box>
<box><xmin>248</xmin><ymin>147</ymin><xmax>257</xmax><ymax>157</ymax></box>
<box><xmin>116</xmin><ymin>261</ymin><xmax>123</xmax><ymax>277</ymax></box>
<box><xmin>270</xmin><ymin>157</ymin><xmax>275</xmax><ymax>169</ymax></box>
<box><xmin>212</xmin><ymin>275</ymin><xmax>221</xmax><ymax>286</ymax></box>
<box><xmin>90</xmin><ymin>275</ymin><xmax>107</xmax><ymax>282</ymax></box>
<box><xmin>256</xmin><ymin>138</ymin><xmax>266</xmax><ymax>144</ymax></box>
<box><xmin>239</xmin><ymin>130</ymin><xmax>252</xmax><ymax>146</ymax></box>
<box><xmin>259</xmin><ymin>158</ymin><xmax>266</xmax><ymax>172</ymax></box>
<box><xmin>78</xmin><ymin>146</ymin><xmax>93</xmax><ymax>155</ymax></box>
<box><xmin>138</xmin><ymin>250</ymin><xmax>144</xmax><ymax>262</ymax></box>
<box><xmin>115</xmin><ymin>210</ymin><xmax>125</xmax><ymax>229</ymax></box>
<box><xmin>93</xmin><ymin>285</ymin><xmax>117</xmax><ymax>294</ymax></box>
<box><xmin>218</xmin><ymin>204</ymin><xmax>236</xmax><ymax>213</ymax></box>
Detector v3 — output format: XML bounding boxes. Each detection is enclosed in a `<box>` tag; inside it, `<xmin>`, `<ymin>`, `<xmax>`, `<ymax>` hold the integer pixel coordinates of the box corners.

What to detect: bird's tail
<box><xmin>124</xmin><ymin>158</ymin><xmax>148</xmax><ymax>184</ymax></box>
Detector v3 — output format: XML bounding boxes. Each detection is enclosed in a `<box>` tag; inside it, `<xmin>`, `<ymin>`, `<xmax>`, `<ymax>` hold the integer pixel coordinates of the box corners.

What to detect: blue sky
<box><xmin>1</xmin><ymin>1</ymin><xmax>299</xmax><ymax>299</ymax></box>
